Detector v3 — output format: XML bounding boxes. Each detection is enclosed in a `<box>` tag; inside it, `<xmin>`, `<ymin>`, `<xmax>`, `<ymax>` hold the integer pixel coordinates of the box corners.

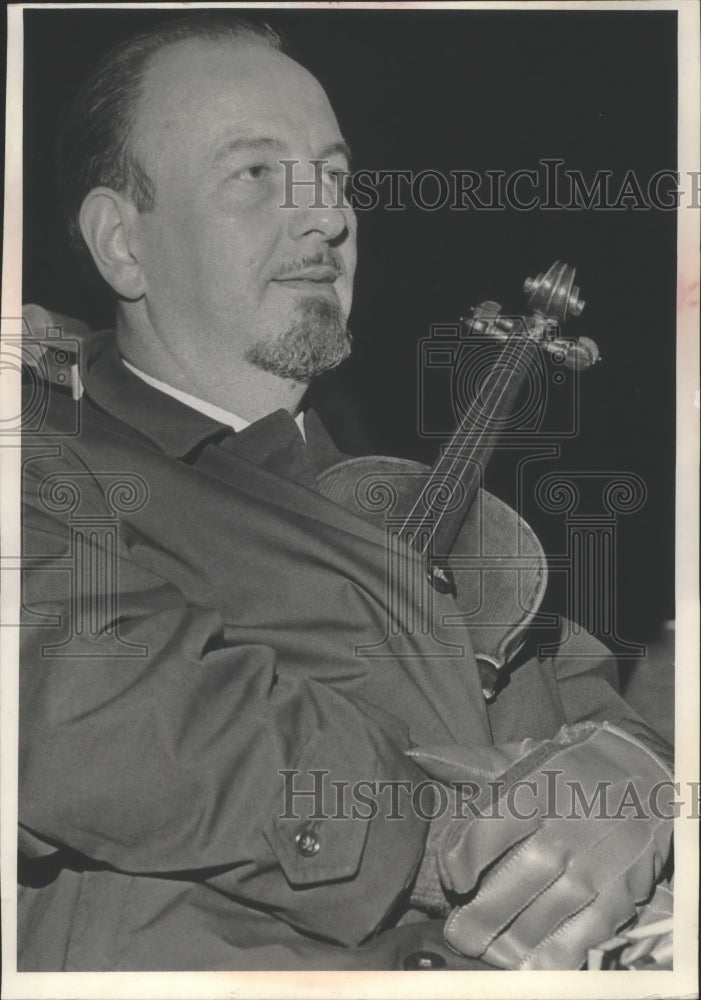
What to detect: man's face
<box><xmin>127</xmin><ymin>38</ymin><xmax>356</xmax><ymax>393</ymax></box>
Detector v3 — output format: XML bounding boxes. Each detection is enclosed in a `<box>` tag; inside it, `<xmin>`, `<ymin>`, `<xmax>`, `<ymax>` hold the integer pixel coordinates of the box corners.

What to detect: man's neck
<box><xmin>115</xmin><ymin>311</ymin><xmax>308</xmax><ymax>422</ymax></box>
<box><xmin>122</xmin><ymin>358</ymin><xmax>306</xmax><ymax>439</ymax></box>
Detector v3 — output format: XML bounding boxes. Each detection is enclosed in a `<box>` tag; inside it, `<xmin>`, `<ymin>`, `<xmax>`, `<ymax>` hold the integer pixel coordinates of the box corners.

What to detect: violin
<box><xmin>317</xmin><ymin>262</ymin><xmax>600</xmax><ymax>698</ymax></box>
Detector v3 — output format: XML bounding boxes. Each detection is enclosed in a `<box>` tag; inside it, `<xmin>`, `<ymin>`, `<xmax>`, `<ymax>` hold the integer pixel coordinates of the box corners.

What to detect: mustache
<box><xmin>272</xmin><ymin>254</ymin><xmax>342</xmax><ymax>280</ymax></box>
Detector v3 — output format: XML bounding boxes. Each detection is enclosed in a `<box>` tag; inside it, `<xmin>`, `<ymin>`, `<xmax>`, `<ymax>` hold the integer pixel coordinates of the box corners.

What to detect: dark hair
<box><xmin>57</xmin><ymin>13</ymin><xmax>284</xmax><ymax>251</ymax></box>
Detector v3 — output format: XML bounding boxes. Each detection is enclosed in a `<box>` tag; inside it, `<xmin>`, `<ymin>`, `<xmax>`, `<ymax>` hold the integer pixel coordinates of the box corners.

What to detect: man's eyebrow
<box><xmin>212</xmin><ymin>137</ymin><xmax>352</xmax><ymax>169</ymax></box>
<box><xmin>212</xmin><ymin>137</ymin><xmax>286</xmax><ymax>165</ymax></box>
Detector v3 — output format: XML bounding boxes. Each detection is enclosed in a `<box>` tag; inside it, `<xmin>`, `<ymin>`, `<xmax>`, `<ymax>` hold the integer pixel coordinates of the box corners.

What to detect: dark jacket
<box><xmin>18</xmin><ymin>332</ymin><xmax>658</xmax><ymax>970</ymax></box>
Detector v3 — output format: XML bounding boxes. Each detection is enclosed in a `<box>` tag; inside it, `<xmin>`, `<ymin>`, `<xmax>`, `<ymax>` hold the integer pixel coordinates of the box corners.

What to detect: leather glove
<box><xmin>408</xmin><ymin>721</ymin><xmax>674</xmax><ymax>970</ymax></box>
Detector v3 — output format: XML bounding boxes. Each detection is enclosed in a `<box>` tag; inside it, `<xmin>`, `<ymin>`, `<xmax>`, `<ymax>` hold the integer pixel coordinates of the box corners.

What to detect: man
<box><xmin>19</xmin><ymin>13</ymin><xmax>673</xmax><ymax>972</ymax></box>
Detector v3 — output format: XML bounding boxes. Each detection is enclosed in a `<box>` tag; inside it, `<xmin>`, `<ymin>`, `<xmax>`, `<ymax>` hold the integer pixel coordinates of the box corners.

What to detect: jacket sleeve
<box><xmin>486</xmin><ymin>621</ymin><xmax>673</xmax><ymax>770</ymax></box>
<box><xmin>19</xmin><ymin>445</ymin><xmax>429</xmax><ymax>947</ymax></box>
<box><xmin>550</xmin><ymin>623</ymin><xmax>674</xmax><ymax>770</ymax></box>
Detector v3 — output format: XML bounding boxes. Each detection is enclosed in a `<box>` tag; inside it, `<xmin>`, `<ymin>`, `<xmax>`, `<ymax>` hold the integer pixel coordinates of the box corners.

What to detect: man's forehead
<box><xmin>135</xmin><ymin>37</ymin><xmax>339</xmax><ymax>138</ymax></box>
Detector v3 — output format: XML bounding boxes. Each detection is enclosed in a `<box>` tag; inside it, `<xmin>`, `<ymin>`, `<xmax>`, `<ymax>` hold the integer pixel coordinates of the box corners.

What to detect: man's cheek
<box><xmin>338</xmin><ymin>269</ymin><xmax>355</xmax><ymax>318</ymax></box>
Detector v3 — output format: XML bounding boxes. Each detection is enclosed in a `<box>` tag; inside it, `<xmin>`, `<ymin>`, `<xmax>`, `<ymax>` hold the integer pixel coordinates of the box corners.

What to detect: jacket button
<box><xmin>295</xmin><ymin>825</ymin><xmax>320</xmax><ymax>857</ymax></box>
<box><xmin>403</xmin><ymin>950</ymin><xmax>446</xmax><ymax>970</ymax></box>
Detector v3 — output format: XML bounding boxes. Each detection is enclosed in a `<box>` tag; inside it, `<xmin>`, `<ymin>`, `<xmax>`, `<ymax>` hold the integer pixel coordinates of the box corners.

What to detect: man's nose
<box><xmin>283</xmin><ymin>160</ymin><xmax>351</xmax><ymax>243</ymax></box>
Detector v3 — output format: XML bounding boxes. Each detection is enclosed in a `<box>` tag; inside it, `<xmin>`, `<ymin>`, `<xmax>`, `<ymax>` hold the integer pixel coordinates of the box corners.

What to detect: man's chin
<box><xmin>244</xmin><ymin>297</ymin><xmax>351</xmax><ymax>383</ymax></box>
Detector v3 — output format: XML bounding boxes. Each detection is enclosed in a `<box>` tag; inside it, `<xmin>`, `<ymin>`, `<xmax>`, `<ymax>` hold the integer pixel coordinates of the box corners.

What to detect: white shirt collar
<box><xmin>122</xmin><ymin>358</ymin><xmax>306</xmax><ymax>441</ymax></box>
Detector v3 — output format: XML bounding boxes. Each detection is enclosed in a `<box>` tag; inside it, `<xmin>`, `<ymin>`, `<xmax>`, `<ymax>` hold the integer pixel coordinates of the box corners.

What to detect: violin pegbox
<box><xmin>462</xmin><ymin>261</ymin><xmax>600</xmax><ymax>372</ymax></box>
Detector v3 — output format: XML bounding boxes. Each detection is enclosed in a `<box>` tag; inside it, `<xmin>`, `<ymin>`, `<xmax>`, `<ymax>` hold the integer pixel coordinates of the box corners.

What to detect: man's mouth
<box><xmin>272</xmin><ymin>264</ymin><xmax>340</xmax><ymax>285</ymax></box>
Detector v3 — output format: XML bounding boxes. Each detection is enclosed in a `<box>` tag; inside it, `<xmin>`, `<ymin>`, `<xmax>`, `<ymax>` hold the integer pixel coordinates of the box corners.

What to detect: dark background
<box><xmin>23</xmin><ymin>7</ymin><xmax>677</xmax><ymax>647</ymax></box>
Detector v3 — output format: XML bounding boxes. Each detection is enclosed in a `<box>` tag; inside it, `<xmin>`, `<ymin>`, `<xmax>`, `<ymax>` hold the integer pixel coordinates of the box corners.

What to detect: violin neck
<box><xmin>418</xmin><ymin>336</ymin><xmax>535</xmax><ymax>557</ymax></box>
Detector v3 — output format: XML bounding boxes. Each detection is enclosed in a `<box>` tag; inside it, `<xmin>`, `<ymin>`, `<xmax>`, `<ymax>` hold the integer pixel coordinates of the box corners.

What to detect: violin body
<box><xmin>318</xmin><ymin>455</ymin><xmax>548</xmax><ymax>691</ymax></box>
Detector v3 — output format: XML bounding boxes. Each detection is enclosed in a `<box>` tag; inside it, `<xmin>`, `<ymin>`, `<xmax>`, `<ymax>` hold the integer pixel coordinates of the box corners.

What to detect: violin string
<box><xmin>425</xmin><ymin>336</ymin><xmax>531</xmax><ymax>548</ymax></box>
<box><xmin>422</xmin><ymin>345</ymin><xmax>526</xmax><ymax>552</ymax></box>
<box><xmin>416</xmin><ymin>338</ymin><xmax>528</xmax><ymax>556</ymax></box>
<box><xmin>406</xmin><ymin>334</ymin><xmax>532</xmax><ymax>559</ymax></box>
<box><xmin>397</xmin><ymin>338</ymin><xmax>523</xmax><ymax>535</ymax></box>
<box><xmin>397</xmin><ymin>339</ymin><xmax>522</xmax><ymax>544</ymax></box>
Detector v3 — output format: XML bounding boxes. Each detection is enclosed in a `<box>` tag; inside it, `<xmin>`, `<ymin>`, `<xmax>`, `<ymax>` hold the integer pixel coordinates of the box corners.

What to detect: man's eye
<box><xmin>232</xmin><ymin>164</ymin><xmax>270</xmax><ymax>181</ymax></box>
<box><xmin>327</xmin><ymin>168</ymin><xmax>352</xmax><ymax>195</ymax></box>
<box><xmin>326</xmin><ymin>167</ymin><xmax>349</xmax><ymax>183</ymax></box>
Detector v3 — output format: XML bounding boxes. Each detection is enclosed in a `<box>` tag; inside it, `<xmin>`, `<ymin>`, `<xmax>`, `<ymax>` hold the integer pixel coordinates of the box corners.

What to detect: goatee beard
<box><xmin>244</xmin><ymin>297</ymin><xmax>351</xmax><ymax>383</ymax></box>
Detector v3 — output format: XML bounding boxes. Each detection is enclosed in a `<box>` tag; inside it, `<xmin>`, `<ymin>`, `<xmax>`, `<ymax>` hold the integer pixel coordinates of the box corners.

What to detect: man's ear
<box><xmin>79</xmin><ymin>187</ymin><xmax>146</xmax><ymax>300</ymax></box>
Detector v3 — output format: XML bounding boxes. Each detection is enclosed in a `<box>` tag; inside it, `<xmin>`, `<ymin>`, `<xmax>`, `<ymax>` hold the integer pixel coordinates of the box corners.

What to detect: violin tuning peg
<box><xmin>569</xmin><ymin>290</ymin><xmax>585</xmax><ymax>317</ymax></box>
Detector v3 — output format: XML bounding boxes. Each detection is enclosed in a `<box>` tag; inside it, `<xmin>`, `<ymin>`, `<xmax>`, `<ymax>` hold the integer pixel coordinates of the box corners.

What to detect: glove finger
<box><xmin>566</xmin><ymin>813</ymin><xmax>669</xmax><ymax>903</ymax></box>
<box><xmin>406</xmin><ymin>740</ymin><xmax>537</xmax><ymax>784</ymax></box>
<box><xmin>466</xmin><ymin>808</ymin><xmax>669</xmax><ymax>968</ymax></box>
<box><xmin>444</xmin><ymin>834</ymin><xmax>569</xmax><ymax>958</ymax></box>
<box><xmin>516</xmin><ymin>878</ymin><xmax>637</xmax><ymax>970</ymax></box>
<box><xmin>441</xmin><ymin>804</ymin><xmax>541</xmax><ymax>892</ymax></box>
<box><xmin>479</xmin><ymin>871</ymin><xmax>597</xmax><ymax>967</ymax></box>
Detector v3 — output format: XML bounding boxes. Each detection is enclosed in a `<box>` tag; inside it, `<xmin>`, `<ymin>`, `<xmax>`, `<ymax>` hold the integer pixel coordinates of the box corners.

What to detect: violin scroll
<box><xmin>523</xmin><ymin>260</ymin><xmax>585</xmax><ymax>322</ymax></box>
